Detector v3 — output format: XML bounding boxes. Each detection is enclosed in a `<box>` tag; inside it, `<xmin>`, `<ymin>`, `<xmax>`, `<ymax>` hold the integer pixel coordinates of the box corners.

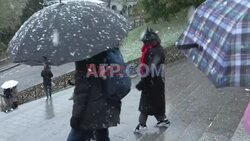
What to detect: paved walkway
<box><xmin>0</xmin><ymin>60</ymin><xmax>249</xmax><ymax>141</ymax></box>
<box><xmin>232</xmin><ymin>118</ymin><xmax>250</xmax><ymax>141</ymax></box>
<box><xmin>0</xmin><ymin>63</ymin><xmax>74</xmax><ymax>91</ymax></box>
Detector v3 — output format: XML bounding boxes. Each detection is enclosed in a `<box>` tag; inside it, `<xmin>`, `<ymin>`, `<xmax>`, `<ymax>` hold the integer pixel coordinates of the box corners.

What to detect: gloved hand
<box><xmin>70</xmin><ymin>116</ymin><xmax>82</xmax><ymax>130</ymax></box>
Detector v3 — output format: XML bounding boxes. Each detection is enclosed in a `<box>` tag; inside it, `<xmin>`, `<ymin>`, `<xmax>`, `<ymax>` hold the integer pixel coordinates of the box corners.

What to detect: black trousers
<box><xmin>43</xmin><ymin>83</ymin><xmax>52</xmax><ymax>98</ymax></box>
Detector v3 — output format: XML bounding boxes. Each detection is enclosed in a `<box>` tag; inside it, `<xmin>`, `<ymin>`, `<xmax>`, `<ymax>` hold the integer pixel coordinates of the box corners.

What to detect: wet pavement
<box><xmin>0</xmin><ymin>63</ymin><xmax>74</xmax><ymax>91</ymax></box>
<box><xmin>232</xmin><ymin>118</ymin><xmax>250</xmax><ymax>141</ymax></box>
<box><xmin>0</xmin><ymin>59</ymin><xmax>249</xmax><ymax>141</ymax></box>
<box><xmin>0</xmin><ymin>63</ymin><xmax>20</xmax><ymax>73</ymax></box>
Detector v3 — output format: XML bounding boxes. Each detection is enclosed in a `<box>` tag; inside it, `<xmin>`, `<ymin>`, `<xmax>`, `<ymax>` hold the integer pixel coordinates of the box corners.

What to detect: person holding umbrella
<box><xmin>67</xmin><ymin>49</ymin><xmax>125</xmax><ymax>141</ymax></box>
<box><xmin>7</xmin><ymin>0</ymin><xmax>130</xmax><ymax>140</ymax></box>
<box><xmin>3</xmin><ymin>88</ymin><xmax>12</xmax><ymax>112</ymax></box>
<box><xmin>11</xmin><ymin>85</ymin><xmax>18</xmax><ymax>109</ymax></box>
<box><xmin>41</xmin><ymin>64</ymin><xmax>53</xmax><ymax>99</ymax></box>
<box><xmin>134</xmin><ymin>28</ymin><xmax>170</xmax><ymax>133</ymax></box>
<box><xmin>1</xmin><ymin>80</ymin><xmax>19</xmax><ymax>112</ymax></box>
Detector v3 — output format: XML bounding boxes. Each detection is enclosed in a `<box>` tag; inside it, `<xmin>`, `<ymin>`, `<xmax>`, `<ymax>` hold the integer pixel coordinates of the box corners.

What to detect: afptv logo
<box><xmin>86</xmin><ymin>63</ymin><xmax>164</xmax><ymax>78</ymax></box>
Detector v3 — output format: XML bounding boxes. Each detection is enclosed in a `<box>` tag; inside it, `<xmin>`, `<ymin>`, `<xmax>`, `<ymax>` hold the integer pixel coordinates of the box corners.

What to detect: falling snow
<box><xmin>52</xmin><ymin>29</ymin><xmax>60</xmax><ymax>46</ymax></box>
<box><xmin>70</xmin><ymin>52</ymin><xmax>76</xmax><ymax>56</ymax></box>
<box><xmin>37</xmin><ymin>45</ymin><xmax>42</xmax><ymax>51</ymax></box>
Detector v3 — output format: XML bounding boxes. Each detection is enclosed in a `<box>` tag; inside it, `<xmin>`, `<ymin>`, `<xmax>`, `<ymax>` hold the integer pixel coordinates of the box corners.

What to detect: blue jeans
<box><xmin>67</xmin><ymin>128</ymin><xmax>110</xmax><ymax>141</ymax></box>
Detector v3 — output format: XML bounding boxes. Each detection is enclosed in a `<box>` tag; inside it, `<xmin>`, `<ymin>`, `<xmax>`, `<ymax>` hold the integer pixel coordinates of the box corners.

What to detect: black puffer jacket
<box><xmin>71</xmin><ymin>52</ymin><xmax>121</xmax><ymax>130</ymax></box>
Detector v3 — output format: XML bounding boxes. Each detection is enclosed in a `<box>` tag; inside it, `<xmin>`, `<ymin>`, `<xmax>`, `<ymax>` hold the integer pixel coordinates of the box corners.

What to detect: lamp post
<box><xmin>107</xmin><ymin>0</ymin><xmax>111</xmax><ymax>8</ymax></box>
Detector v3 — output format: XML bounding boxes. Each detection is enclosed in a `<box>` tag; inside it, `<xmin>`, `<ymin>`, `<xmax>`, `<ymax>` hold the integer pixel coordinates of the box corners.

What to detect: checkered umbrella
<box><xmin>176</xmin><ymin>0</ymin><xmax>250</xmax><ymax>88</ymax></box>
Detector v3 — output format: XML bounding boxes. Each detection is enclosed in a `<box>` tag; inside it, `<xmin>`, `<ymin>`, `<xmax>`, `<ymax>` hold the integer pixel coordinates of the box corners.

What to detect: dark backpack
<box><xmin>102</xmin><ymin>48</ymin><xmax>131</xmax><ymax>101</ymax></box>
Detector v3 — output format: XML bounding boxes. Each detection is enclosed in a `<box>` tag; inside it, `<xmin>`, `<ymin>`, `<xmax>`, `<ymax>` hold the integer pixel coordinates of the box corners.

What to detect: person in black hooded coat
<box><xmin>134</xmin><ymin>28</ymin><xmax>170</xmax><ymax>133</ymax></box>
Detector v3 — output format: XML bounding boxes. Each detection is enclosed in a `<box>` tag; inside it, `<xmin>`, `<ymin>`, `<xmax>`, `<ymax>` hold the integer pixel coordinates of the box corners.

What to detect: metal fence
<box><xmin>129</xmin><ymin>15</ymin><xmax>144</xmax><ymax>30</ymax></box>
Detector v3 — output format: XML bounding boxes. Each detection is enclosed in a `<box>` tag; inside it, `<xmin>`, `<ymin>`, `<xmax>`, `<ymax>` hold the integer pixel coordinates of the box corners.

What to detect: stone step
<box><xmin>231</xmin><ymin>118</ymin><xmax>250</xmax><ymax>141</ymax></box>
<box><xmin>158</xmin><ymin>60</ymin><xmax>250</xmax><ymax>141</ymax></box>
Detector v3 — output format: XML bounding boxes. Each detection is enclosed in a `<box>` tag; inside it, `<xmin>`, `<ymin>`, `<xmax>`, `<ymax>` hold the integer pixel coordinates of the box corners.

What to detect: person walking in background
<box><xmin>11</xmin><ymin>86</ymin><xmax>18</xmax><ymax>109</ymax></box>
<box><xmin>41</xmin><ymin>64</ymin><xmax>53</xmax><ymax>99</ymax></box>
<box><xmin>134</xmin><ymin>28</ymin><xmax>170</xmax><ymax>133</ymax></box>
<box><xmin>1</xmin><ymin>80</ymin><xmax>19</xmax><ymax>112</ymax></box>
<box><xmin>3</xmin><ymin>88</ymin><xmax>13</xmax><ymax>112</ymax></box>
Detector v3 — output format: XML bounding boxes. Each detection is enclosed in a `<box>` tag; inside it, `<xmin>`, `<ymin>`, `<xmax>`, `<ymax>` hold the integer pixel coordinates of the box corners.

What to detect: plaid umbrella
<box><xmin>176</xmin><ymin>0</ymin><xmax>250</xmax><ymax>88</ymax></box>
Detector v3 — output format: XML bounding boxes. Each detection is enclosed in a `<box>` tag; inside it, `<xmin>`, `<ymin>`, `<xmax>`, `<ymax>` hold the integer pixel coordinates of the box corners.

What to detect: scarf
<box><xmin>140</xmin><ymin>41</ymin><xmax>159</xmax><ymax>75</ymax></box>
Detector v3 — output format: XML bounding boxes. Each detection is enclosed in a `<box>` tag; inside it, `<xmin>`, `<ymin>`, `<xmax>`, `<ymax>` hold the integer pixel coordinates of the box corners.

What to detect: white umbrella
<box><xmin>1</xmin><ymin>80</ymin><xmax>19</xmax><ymax>89</ymax></box>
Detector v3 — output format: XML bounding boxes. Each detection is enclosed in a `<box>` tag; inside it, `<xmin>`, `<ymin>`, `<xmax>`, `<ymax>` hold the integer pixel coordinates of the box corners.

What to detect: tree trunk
<box><xmin>107</xmin><ymin>0</ymin><xmax>111</xmax><ymax>8</ymax></box>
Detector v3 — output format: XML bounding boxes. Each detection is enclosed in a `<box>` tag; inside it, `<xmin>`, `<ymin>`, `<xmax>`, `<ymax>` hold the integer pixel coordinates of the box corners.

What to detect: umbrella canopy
<box><xmin>64</xmin><ymin>0</ymin><xmax>105</xmax><ymax>4</ymax></box>
<box><xmin>44</xmin><ymin>0</ymin><xmax>105</xmax><ymax>6</ymax></box>
<box><xmin>1</xmin><ymin>80</ymin><xmax>18</xmax><ymax>89</ymax></box>
<box><xmin>8</xmin><ymin>0</ymin><xmax>129</xmax><ymax>66</ymax></box>
<box><xmin>176</xmin><ymin>0</ymin><xmax>250</xmax><ymax>87</ymax></box>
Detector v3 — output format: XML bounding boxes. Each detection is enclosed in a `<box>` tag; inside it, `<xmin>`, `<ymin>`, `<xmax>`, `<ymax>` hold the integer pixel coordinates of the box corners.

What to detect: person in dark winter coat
<box><xmin>67</xmin><ymin>51</ymin><xmax>121</xmax><ymax>141</ymax></box>
<box><xmin>134</xmin><ymin>28</ymin><xmax>170</xmax><ymax>133</ymax></box>
<box><xmin>41</xmin><ymin>64</ymin><xmax>53</xmax><ymax>99</ymax></box>
<box><xmin>3</xmin><ymin>88</ymin><xmax>13</xmax><ymax>112</ymax></box>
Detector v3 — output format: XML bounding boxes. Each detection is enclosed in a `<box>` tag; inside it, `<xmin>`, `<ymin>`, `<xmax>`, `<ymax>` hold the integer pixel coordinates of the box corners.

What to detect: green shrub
<box><xmin>137</xmin><ymin>0</ymin><xmax>205</xmax><ymax>23</ymax></box>
<box><xmin>0</xmin><ymin>27</ymin><xmax>16</xmax><ymax>46</ymax></box>
<box><xmin>0</xmin><ymin>0</ymin><xmax>43</xmax><ymax>52</ymax></box>
<box><xmin>20</xmin><ymin>0</ymin><xmax>43</xmax><ymax>24</ymax></box>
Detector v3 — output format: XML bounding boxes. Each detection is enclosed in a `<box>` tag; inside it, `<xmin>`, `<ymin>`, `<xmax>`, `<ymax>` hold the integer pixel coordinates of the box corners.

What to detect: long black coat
<box><xmin>72</xmin><ymin>52</ymin><xmax>121</xmax><ymax>130</ymax></box>
<box><xmin>136</xmin><ymin>44</ymin><xmax>166</xmax><ymax>115</ymax></box>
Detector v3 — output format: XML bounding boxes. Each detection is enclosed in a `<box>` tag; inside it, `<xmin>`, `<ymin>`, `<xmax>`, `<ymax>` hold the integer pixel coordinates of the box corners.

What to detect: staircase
<box><xmin>154</xmin><ymin>59</ymin><xmax>250</xmax><ymax>141</ymax></box>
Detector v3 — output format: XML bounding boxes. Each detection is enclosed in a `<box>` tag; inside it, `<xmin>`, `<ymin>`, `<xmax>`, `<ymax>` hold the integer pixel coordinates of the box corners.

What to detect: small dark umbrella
<box><xmin>8</xmin><ymin>1</ymin><xmax>129</xmax><ymax>66</ymax></box>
